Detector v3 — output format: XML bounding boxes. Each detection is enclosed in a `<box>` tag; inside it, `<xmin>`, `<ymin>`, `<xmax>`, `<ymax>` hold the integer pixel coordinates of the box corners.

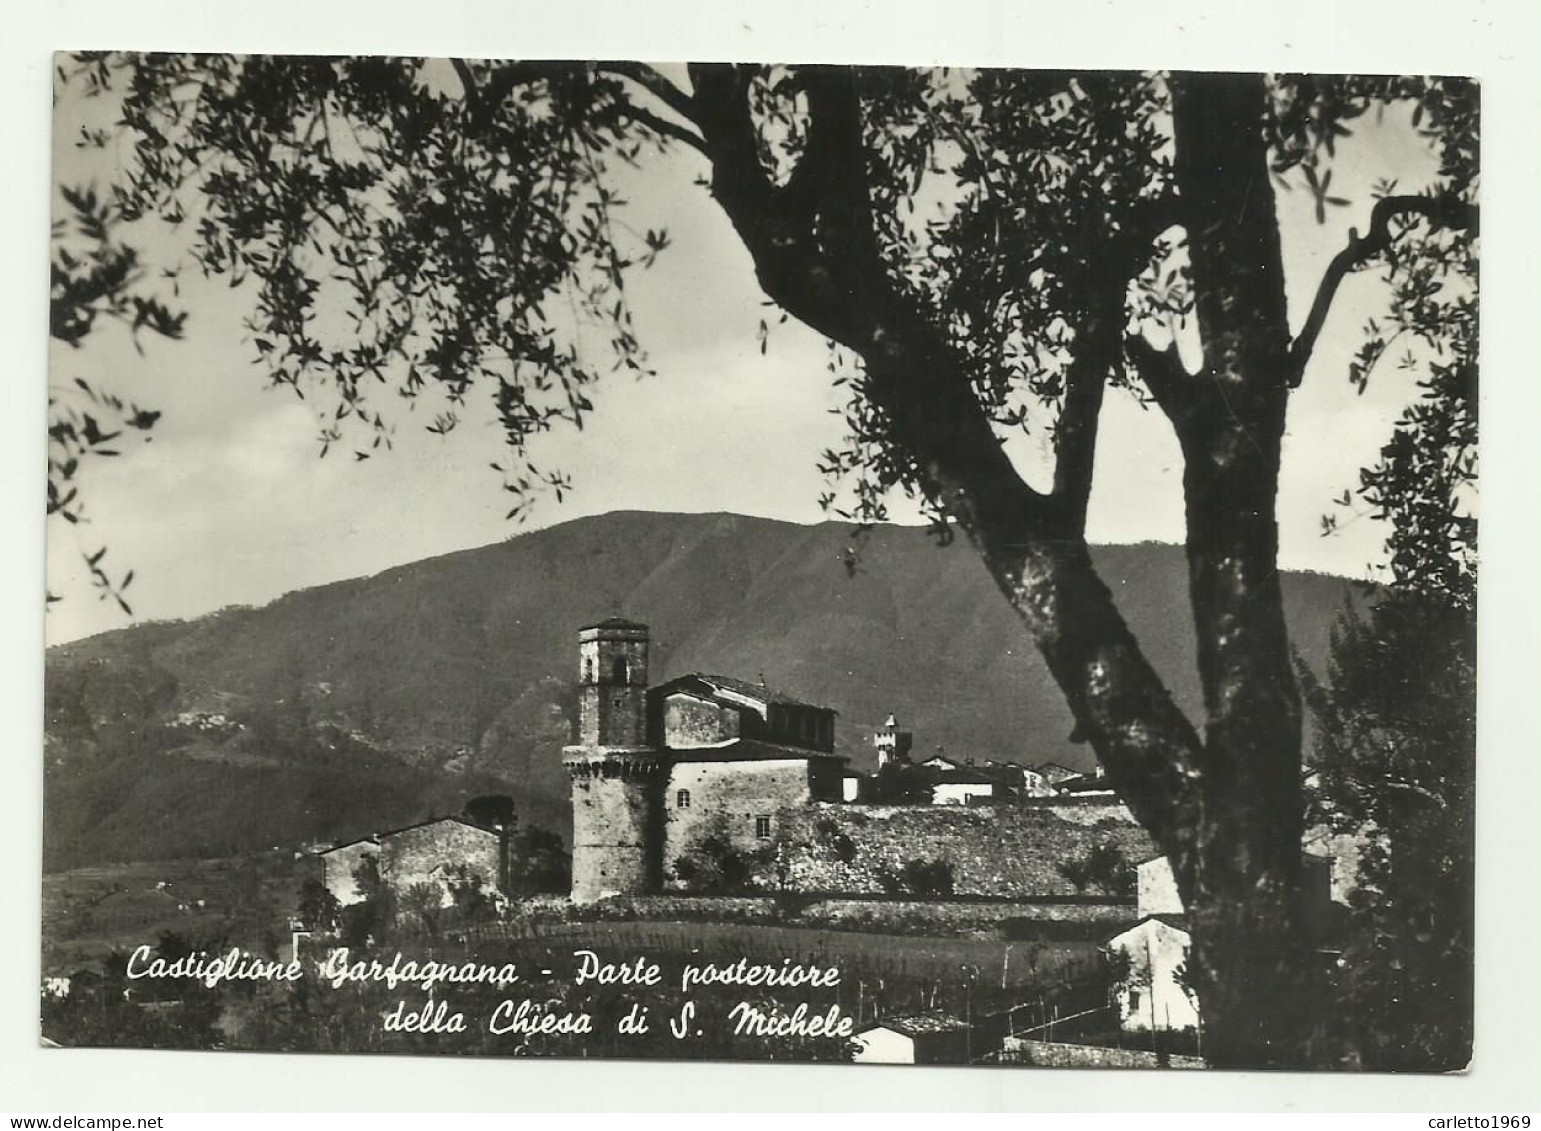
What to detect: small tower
<box><xmin>564</xmin><ymin>618</ymin><xmax>661</xmax><ymax>903</ymax></box>
<box><xmin>576</xmin><ymin>617</ymin><xmax>650</xmax><ymax>747</ymax></box>
<box><xmin>874</xmin><ymin>713</ymin><xmax>914</xmax><ymax>770</ymax></box>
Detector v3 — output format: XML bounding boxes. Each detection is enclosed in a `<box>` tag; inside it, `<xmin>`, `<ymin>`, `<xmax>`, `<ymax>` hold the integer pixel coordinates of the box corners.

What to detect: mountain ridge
<box><xmin>44</xmin><ymin>510</ymin><xmax>1365</xmax><ymax>870</ymax></box>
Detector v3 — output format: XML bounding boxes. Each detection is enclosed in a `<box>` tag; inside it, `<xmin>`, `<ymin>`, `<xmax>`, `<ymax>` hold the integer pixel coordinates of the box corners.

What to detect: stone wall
<box><xmin>321</xmin><ymin>820</ymin><xmax>505</xmax><ymax>907</ymax></box>
<box><xmin>797</xmin><ymin>897</ymin><xmax>1132</xmax><ymax>937</ymax></box>
<box><xmin>500</xmin><ymin>893</ymin><xmax>1132</xmax><ymax>939</ymax></box>
<box><xmin>773</xmin><ymin>800</ymin><xmax>1155</xmax><ymax>899</ymax></box>
<box><xmin>999</xmin><ymin>1038</ymin><xmax>1205</xmax><ymax>1069</ymax></box>
<box><xmin>577</xmin><ymin>623</ymin><xmax>649</xmax><ymax>747</ymax></box>
<box><xmin>661</xmin><ymin>692</ymin><xmax>740</xmax><ymax>747</ymax></box>
<box><xmin>578</xmin><ymin>682</ymin><xmax>647</xmax><ymax>748</ymax></box>
<box><xmin>663</xmin><ymin>759</ymin><xmax>813</xmax><ymax>883</ymax></box>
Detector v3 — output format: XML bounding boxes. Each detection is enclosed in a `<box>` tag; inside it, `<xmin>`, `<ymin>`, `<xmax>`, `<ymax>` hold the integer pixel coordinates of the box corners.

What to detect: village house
<box><xmin>852</xmin><ymin>1013</ymin><xmax>974</xmax><ymax>1064</ymax></box>
<box><xmin>1104</xmin><ymin>850</ymin><xmax>1340</xmax><ymax>1037</ymax></box>
<box><xmin>1036</xmin><ymin>761</ymin><xmax>1081</xmax><ymax>787</ymax></box>
<box><xmin>986</xmin><ymin>760</ymin><xmax>1054</xmax><ymax>797</ymax></box>
<box><xmin>852</xmin><ymin>722</ymin><xmax>1047</xmax><ymax>806</ymax></box>
<box><xmin>1052</xmin><ymin>766</ymin><xmax>1120</xmax><ymax>798</ymax></box>
<box><xmin>1103</xmin><ymin>915</ymin><xmax>1202</xmax><ymax>1035</ymax></box>
<box><xmin>928</xmin><ymin>765</ymin><xmax>1002</xmax><ymax>806</ymax></box>
<box><xmin>316</xmin><ymin>815</ymin><xmax>508</xmax><ymax>907</ymax></box>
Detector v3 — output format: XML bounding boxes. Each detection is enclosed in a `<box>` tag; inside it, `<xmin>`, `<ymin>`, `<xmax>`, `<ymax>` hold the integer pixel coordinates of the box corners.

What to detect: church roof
<box><xmin>663</xmin><ymin>672</ymin><xmax>834</xmax><ymax>712</ymax></box>
<box><xmin>580</xmin><ymin>616</ymin><xmax>648</xmax><ymax>631</ymax></box>
<box><xmin>666</xmin><ymin>738</ymin><xmax>846</xmax><ymax>764</ymax></box>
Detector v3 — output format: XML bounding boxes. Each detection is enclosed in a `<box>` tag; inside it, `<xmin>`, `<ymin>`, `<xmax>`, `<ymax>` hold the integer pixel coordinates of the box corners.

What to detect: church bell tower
<box><xmin>576</xmin><ymin>617</ymin><xmax>650</xmax><ymax>747</ymax></box>
<box><xmin>563</xmin><ymin>618</ymin><xmax>661</xmax><ymax>902</ymax></box>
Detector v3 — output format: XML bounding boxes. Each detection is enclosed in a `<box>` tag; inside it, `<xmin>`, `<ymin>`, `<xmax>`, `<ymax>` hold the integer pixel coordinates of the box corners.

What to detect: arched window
<box><xmin>582</xmin><ymin>658</ymin><xmax>595</xmax><ymax>683</ymax></box>
<box><xmin>676</xmin><ymin>789</ymin><xmax>691</xmax><ymax>809</ymax></box>
<box><xmin>611</xmin><ymin>656</ymin><xmax>630</xmax><ymax>685</ymax></box>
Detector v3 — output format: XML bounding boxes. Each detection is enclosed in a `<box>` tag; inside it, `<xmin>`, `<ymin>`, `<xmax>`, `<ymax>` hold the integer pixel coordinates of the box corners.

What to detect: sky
<box><xmin>45</xmin><ymin>68</ymin><xmax>1443</xmax><ymax>645</ymax></box>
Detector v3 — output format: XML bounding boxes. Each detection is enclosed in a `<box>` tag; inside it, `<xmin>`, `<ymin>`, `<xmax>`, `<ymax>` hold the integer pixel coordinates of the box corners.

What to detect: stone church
<box><xmin>563</xmin><ymin>618</ymin><xmax>846</xmax><ymax>902</ymax></box>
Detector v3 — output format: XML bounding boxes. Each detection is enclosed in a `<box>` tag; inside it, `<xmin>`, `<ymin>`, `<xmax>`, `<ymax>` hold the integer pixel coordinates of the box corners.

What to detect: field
<box><xmin>470</xmin><ymin>918</ymin><xmax>1101</xmax><ymax>993</ymax></box>
<box><xmin>41</xmin><ymin>851</ymin><xmax>315</xmax><ymax>972</ymax></box>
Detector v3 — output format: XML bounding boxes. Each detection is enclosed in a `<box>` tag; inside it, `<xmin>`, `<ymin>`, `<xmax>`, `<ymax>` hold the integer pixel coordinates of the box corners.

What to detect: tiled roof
<box><xmin>931</xmin><ymin>768</ymin><xmax>1001</xmax><ymax>786</ymax></box>
<box><xmin>1037</xmin><ymin>761</ymin><xmax>1080</xmax><ymax>776</ymax></box>
<box><xmin>1056</xmin><ymin>773</ymin><xmax>1118</xmax><ymax>794</ymax></box>
<box><xmin>862</xmin><ymin>1013</ymin><xmax>970</xmax><ymax>1037</ymax></box>
<box><xmin>316</xmin><ymin>835</ymin><xmax>377</xmax><ymax>855</ymax></box>
<box><xmin>973</xmin><ymin>763</ymin><xmax>1030</xmax><ymax>784</ymax></box>
<box><xmin>317</xmin><ymin>815</ymin><xmax>499</xmax><ymax>853</ymax></box>
<box><xmin>1104</xmin><ymin>913</ymin><xmax>1191</xmax><ymax>946</ymax></box>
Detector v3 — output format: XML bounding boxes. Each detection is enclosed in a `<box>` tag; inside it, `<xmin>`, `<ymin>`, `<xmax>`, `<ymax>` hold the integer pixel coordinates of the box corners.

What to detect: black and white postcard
<box><xmin>41</xmin><ymin>49</ymin><xmax>1481</xmax><ymax>1079</ymax></box>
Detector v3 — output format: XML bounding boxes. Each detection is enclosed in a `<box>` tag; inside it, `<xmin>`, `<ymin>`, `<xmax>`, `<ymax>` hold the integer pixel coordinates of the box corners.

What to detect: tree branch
<box><xmin>450</xmin><ymin>58</ymin><xmax>482</xmax><ymax>120</ymax></box>
<box><xmin>1125</xmin><ymin>331</ymin><xmax>1194</xmax><ymax>422</ymax></box>
<box><xmin>688</xmin><ymin>63</ymin><xmax>861</xmax><ymax>343</ymax></box>
<box><xmin>1383</xmin><ymin>779</ymin><xmax>1448</xmax><ymax>809</ymax></box>
<box><xmin>685</xmin><ymin>62</ymin><xmax>1212</xmax><ymax>860</ymax></box>
<box><xmin>1050</xmin><ymin>350</ymin><xmax>1107</xmax><ymax>531</ymax></box>
<box><xmin>449</xmin><ymin>59</ymin><xmax>576</xmax><ymax>133</ymax></box>
<box><xmin>592</xmin><ymin>63</ymin><xmax>710</xmax><ymax>158</ymax></box>
<box><xmin>1287</xmin><ymin>193</ymin><xmax>1479</xmax><ymax>387</ymax></box>
<box><xmin>609</xmin><ymin>98</ymin><xmax>709</xmax><ymax>158</ymax></box>
<box><xmin>1049</xmin><ymin>278</ymin><xmax>1130</xmax><ymax>531</ymax></box>
<box><xmin>595</xmin><ymin>62</ymin><xmax>700</xmax><ymax>127</ymax></box>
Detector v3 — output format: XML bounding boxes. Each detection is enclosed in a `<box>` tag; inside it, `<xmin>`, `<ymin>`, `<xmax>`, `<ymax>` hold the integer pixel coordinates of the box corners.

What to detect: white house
<box><xmin>1103</xmin><ymin>915</ymin><xmax>1200</xmax><ymax>1034</ymax></box>
<box><xmin>841</xmin><ymin>769</ymin><xmax>864</xmax><ymax>802</ymax></box>
<box><xmin>929</xmin><ymin>767</ymin><xmax>999</xmax><ymax>806</ymax></box>
<box><xmin>853</xmin><ymin>1013</ymin><xmax>972</xmax><ymax>1064</ymax></box>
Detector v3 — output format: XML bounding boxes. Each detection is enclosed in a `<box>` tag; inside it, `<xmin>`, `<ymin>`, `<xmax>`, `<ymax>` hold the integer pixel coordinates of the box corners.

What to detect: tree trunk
<box><xmin>1166</xmin><ymin>72</ymin><xmax>1315</xmax><ymax>1068</ymax></box>
<box><xmin>693</xmin><ymin>62</ymin><xmax>1321</xmax><ymax>1066</ymax></box>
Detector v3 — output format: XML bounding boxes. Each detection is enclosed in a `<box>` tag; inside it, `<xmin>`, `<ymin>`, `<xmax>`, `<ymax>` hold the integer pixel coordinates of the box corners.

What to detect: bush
<box><xmin>876</xmin><ymin>857</ymin><xmax>955</xmax><ymax>897</ymax></box>
<box><xmin>1056</xmin><ymin>843</ymin><xmax>1134</xmax><ymax>897</ymax></box>
<box><xmin>296</xmin><ymin>877</ymin><xmax>340</xmax><ymax>933</ymax></box>
<box><xmin>672</xmin><ymin>833</ymin><xmax>771</xmax><ymax>894</ymax></box>
<box><xmin>506</xmin><ymin>827</ymin><xmax>571</xmax><ymax>896</ymax></box>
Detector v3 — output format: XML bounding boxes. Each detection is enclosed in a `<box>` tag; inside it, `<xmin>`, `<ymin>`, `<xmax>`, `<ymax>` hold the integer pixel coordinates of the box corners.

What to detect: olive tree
<box><xmin>58</xmin><ymin>55</ymin><xmax>1477</xmax><ymax>1065</ymax></box>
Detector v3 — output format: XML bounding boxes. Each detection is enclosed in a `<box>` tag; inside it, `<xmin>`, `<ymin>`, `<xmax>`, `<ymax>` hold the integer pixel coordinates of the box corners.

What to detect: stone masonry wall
<box><xmin>662</xmin><ymin>693</ymin><xmax>741</xmax><ymax>747</ymax></box>
<box><xmin>773</xmin><ymin>800</ymin><xmax>1156</xmax><ymax>899</ymax></box>
<box><xmin>1000</xmin><ymin>1038</ymin><xmax>1205</xmax><ymax>1069</ymax></box>
<box><xmin>494</xmin><ymin>893</ymin><xmax>1133</xmax><ymax>940</ymax></box>
<box><xmin>663</xmin><ymin>759</ymin><xmax>811</xmax><ymax>885</ymax></box>
<box><xmin>570</xmin><ymin>764</ymin><xmax>661</xmax><ymax>901</ymax></box>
